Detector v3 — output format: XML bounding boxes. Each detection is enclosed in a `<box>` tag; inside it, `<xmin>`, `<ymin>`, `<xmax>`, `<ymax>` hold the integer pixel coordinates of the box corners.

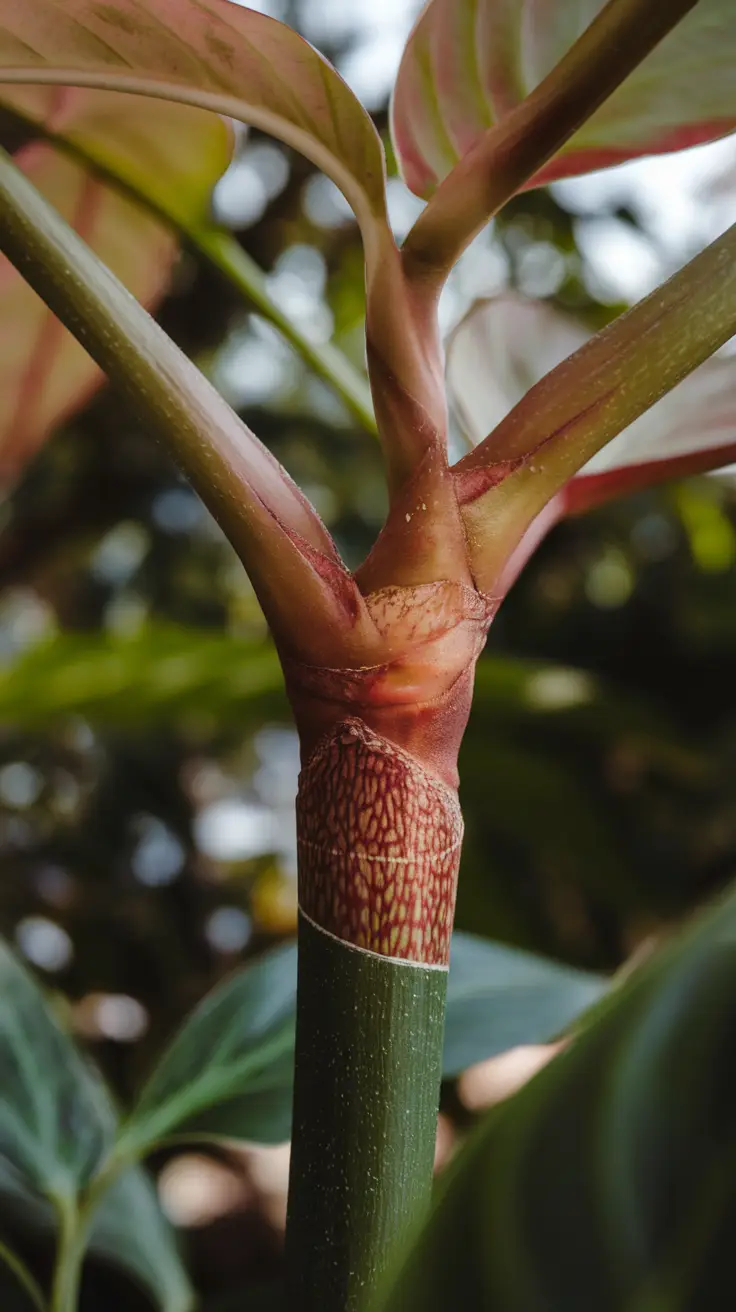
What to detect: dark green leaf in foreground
<box><xmin>379</xmin><ymin>884</ymin><xmax>736</xmax><ymax>1312</ymax></box>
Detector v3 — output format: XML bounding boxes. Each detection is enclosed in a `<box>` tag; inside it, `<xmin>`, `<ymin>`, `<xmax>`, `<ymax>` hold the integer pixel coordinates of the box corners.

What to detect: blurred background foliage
<box><xmin>0</xmin><ymin>0</ymin><xmax>735</xmax><ymax>1305</ymax></box>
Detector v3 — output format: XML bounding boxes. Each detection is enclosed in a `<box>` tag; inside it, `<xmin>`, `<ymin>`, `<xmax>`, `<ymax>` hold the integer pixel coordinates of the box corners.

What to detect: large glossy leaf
<box><xmin>0</xmin><ymin>939</ymin><xmax>192</xmax><ymax>1310</ymax></box>
<box><xmin>0</xmin><ymin>87</ymin><xmax>230</xmax><ymax>481</ymax></box>
<box><xmin>379</xmin><ymin>883</ymin><xmax>736</xmax><ymax>1312</ymax></box>
<box><xmin>115</xmin><ymin>934</ymin><xmax>605</xmax><ymax>1155</ymax></box>
<box><xmin>0</xmin><ymin>0</ymin><xmax>388</xmax><ymax>242</ymax></box>
<box><xmin>392</xmin><ymin>0</ymin><xmax>736</xmax><ymax>199</ymax></box>
<box><xmin>447</xmin><ymin>294</ymin><xmax>736</xmax><ymax>517</ymax></box>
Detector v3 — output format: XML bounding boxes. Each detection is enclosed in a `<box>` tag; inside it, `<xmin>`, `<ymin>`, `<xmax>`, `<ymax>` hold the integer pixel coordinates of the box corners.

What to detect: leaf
<box><xmin>447</xmin><ymin>293</ymin><xmax>736</xmax><ymax>518</ymax></box>
<box><xmin>0</xmin><ymin>939</ymin><xmax>192</xmax><ymax>1310</ymax></box>
<box><xmin>0</xmin><ymin>87</ymin><xmax>229</xmax><ymax>482</ymax></box>
<box><xmin>0</xmin><ymin>84</ymin><xmax>231</xmax><ymax>232</ymax></box>
<box><xmin>117</xmin><ymin>944</ymin><xmax>299</xmax><ymax>1157</ymax></box>
<box><xmin>115</xmin><ymin>935</ymin><xmax>604</xmax><ymax>1157</ymax></box>
<box><xmin>443</xmin><ymin>933</ymin><xmax>606</xmax><ymax>1077</ymax></box>
<box><xmin>0</xmin><ymin>1158</ymin><xmax>193</xmax><ymax>1312</ymax></box>
<box><xmin>392</xmin><ymin>0</ymin><xmax>736</xmax><ymax>200</ymax></box>
<box><xmin>379</xmin><ymin>883</ymin><xmax>736</xmax><ymax>1312</ymax></box>
<box><xmin>0</xmin><ymin>0</ymin><xmax>388</xmax><ymax>244</ymax></box>
<box><xmin>0</xmin><ymin>626</ymin><xmax>285</xmax><ymax>726</ymax></box>
<box><xmin>90</xmin><ymin>1169</ymin><xmax>193</xmax><ymax>1312</ymax></box>
<box><xmin>0</xmin><ymin>937</ymin><xmax>112</xmax><ymax>1206</ymax></box>
<box><xmin>0</xmin><ymin>140</ymin><xmax>176</xmax><ymax>482</ymax></box>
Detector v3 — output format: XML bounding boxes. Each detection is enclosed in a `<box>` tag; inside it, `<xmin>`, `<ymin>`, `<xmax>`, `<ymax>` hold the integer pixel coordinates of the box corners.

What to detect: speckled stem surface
<box><xmin>285</xmin><ymin>717</ymin><xmax>459</xmax><ymax>1309</ymax></box>
<box><xmin>285</xmin><ymin>912</ymin><xmax>447</xmax><ymax>1311</ymax></box>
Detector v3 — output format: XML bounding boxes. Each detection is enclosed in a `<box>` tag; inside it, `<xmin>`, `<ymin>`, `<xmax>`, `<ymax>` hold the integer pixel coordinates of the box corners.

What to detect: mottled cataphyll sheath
<box><xmin>296</xmin><ymin>717</ymin><xmax>463</xmax><ymax>965</ymax></box>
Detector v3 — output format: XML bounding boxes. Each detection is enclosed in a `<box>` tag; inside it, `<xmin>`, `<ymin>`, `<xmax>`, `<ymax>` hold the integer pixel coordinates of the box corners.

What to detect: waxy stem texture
<box><xmin>284</xmin><ymin>583</ymin><xmax>493</xmax><ymax>1309</ymax></box>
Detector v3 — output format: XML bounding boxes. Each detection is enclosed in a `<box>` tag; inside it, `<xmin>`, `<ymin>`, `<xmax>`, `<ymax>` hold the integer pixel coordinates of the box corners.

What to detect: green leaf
<box><xmin>0</xmin><ymin>940</ymin><xmax>192</xmax><ymax>1311</ymax></box>
<box><xmin>0</xmin><ymin>938</ymin><xmax>111</xmax><ymax>1206</ymax></box>
<box><xmin>90</xmin><ymin>1169</ymin><xmax>193</xmax><ymax>1312</ymax></box>
<box><xmin>0</xmin><ymin>0</ymin><xmax>388</xmax><ymax>246</ymax></box>
<box><xmin>0</xmin><ymin>627</ymin><xmax>285</xmax><ymax>727</ymax></box>
<box><xmin>117</xmin><ymin>944</ymin><xmax>299</xmax><ymax>1157</ymax></box>
<box><xmin>379</xmin><ymin>883</ymin><xmax>736</xmax><ymax>1311</ymax></box>
<box><xmin>443</xmin><ymin>933</ymin><xmax>606</xmax><ymax>1078</ymax></box>
<box><xmin>392</xmin><ymin>0</ymin><xmax>736</xmax><ymax>199</ymax></box>
<box><xmin>0</xmin><ymin>1159</ymin><xmax>193</xmax><ymax>1312</ymax></box>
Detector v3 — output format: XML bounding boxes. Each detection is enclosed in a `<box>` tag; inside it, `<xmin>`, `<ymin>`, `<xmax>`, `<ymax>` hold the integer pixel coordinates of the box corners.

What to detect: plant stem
<box><xmin>50</xmin><ymin>1201</ymin><xmax>87</xmax><ymax>1312</ymax></box>
<box><xmin>193</xmin><ymin>228</ymin><xmax>376</xmax><ymax>437</ymax></box>
<box><xmin>285</xmin><ymin>913</ymin><xmax>447</xmax><ymax>1310</ymax></box>
<box><xmin>403</xmin><ymin>0</ymin><xmax>698</xmax><ymax>289</ymax></box>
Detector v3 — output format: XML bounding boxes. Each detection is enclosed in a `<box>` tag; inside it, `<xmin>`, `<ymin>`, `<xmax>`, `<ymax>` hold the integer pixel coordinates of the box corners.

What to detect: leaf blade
<box><xmin>0</xmin><ymin>0</ymin><xmax>388</xmax><ymax>246</ymax></box>
<box><xmin>0</xmin><ymin>938</ymin><xmax>193</xmax><ymax>1310</ymax></box>
<box><xmin>444</xmin><ymin>932</ymin><xmax>606</xmax><ymax>1078</ymax></box>
<box><xmin>393</xmin><ymin>0</ymin><xmax>736</xmax><ymax>199</ymax></box>
<box><xmin>0</xmin><ymin>138</ymin><xmax>176</xmax><ymax>481</ymax></box>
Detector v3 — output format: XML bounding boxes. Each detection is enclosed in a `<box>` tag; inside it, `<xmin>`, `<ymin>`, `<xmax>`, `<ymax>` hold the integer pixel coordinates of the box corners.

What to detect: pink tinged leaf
<box><xmin>0</xmin><ymin>140</ymin><xmax>176</xmax><ymax>481</ymax></box>
<box><xmin>0</xmin><ymin>84</ymin><xmax>233</xmax><ymax>232</ymax></box>
<box><xmin>446</xmin><ymin>295</ymin><xmax>589</xmax><ymax>452</ymax></box>
<box><xmin>0</xmin><ymin>86</ymin><xmax>231</xmax><ymax>482</ymax></box>
<box><xmin>392</xmin><ymin>0</ymin><xmax>736</xmax><ymax>199</ymax></box>
<box><xmin>0</xmin><ymin>0</ymin><xmax>389</xmax><ymax>258</ymax></box>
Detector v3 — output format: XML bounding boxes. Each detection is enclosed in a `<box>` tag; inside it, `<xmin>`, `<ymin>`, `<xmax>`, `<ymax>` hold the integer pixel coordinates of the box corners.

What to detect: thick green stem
<box><xmin>285</xmin><ymin>913</ymin><xmax>447</xmax><ymax>1310</ymax></box>
<box><xmin>283</xmin><ymin>711</ymin><xmax>466</xmax><ymax>1308</ymax></box>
